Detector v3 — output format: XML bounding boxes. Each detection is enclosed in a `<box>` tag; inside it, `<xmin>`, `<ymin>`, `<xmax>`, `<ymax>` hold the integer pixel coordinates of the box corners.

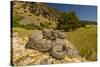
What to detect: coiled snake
<box><xmin>26</xmin><ymin>29</ymin><xmax>78</xmax><ymax>59</ymax></box>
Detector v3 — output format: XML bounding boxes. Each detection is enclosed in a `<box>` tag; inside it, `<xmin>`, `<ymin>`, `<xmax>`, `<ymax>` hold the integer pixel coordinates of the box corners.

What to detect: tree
<box><xmin>57</xmin><ymin>12</ymin><xmax>70</xmax><ymax>31</ymax></box>
<box><xmin>57</xmin><ymin>11</ymin><xmax>82</xmax><ymax>31</ymax></box>
<box><xmin>66</xmin><ymin>11</ymin><xmax>81</xmax><ymax>30</ymax></box>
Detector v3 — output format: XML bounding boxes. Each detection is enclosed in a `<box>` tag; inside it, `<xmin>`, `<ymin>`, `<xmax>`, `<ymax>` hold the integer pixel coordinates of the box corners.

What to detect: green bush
<box><xmin>40</xmin><ymin>22</ymin><xmax>53</xmax><ymax>29</ymax></box>
<box><xmin>57</xmin><ymin>11</ymin><xmax>83</xmax><ymax>31</ymax></box>
<box><xmin>21</xmin><ymin>24</ymin><xmax>41</xmax><ymax>30</ymax></box>
<box><xmin>12</xmin><ymin>12</ymin><xmax>22</xmax><ymax>27</ymax></box>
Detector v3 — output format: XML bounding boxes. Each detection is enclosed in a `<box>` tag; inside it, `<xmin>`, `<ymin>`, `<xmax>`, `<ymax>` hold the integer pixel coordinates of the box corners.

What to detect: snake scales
<box><xmin>25</xmin><ymin>29</ymin><xmax>79</xmax><ymax>59</ymax></box>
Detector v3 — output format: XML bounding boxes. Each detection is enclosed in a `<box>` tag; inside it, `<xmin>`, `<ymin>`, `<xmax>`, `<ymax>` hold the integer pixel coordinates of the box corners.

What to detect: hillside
<box><xmin>12</xmin><ymin>1</ymin><xmax>85</xmax><ymax>31</ymax></box>
<box><xmin>12</xmin><ymin>1</ymin><xmax>62</xmax><ymax>29</ymax></box>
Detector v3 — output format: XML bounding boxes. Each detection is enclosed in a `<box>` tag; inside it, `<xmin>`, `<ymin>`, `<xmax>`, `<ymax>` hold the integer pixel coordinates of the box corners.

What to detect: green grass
<box><xmin>13</xmin><ymin>27</ymin><xmax>34</xmax><ymax>38</ymax></box>
<box><xmin>12</xmin><ymin>25</ymin><xmax>97</xmax><ymax>61</ymax></box>
<box><xmin>67</xmin><ymin>25</ymin><xmax>97</xmax><ymax>61</ymax></box>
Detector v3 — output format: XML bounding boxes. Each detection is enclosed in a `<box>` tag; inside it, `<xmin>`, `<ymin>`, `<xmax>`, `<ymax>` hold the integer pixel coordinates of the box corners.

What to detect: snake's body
<box><xmin>26</xmin><ymin>29</ymin><xmax>79</xmax><ymax>59</ymax></box>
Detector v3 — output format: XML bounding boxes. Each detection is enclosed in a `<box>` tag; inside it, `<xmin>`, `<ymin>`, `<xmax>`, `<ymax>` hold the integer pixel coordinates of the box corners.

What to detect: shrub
<box><xmin>40</xmin><ymin>22</ymin><xmax>51</xmax><ymax>29</ymax></box>
<box><xmin>12</xmin><ymin>12</ymin><xmax>22</xmax><ymax>27</ymax></box>
<box><xmin>21</xmin><ymin>24</ymin><xmax>41</xmax><ymax>30</ymax></box>
<box><xmin>57</xmin><ymin>11</ymin><xmax>83</xmax><ymax>31</ymax></box>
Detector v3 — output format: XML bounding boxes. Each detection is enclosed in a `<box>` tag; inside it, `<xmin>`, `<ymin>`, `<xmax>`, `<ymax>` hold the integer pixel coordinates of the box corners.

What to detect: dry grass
<box><xmin>67</xmin><ymin>25</ymin><xmax>97</xmax><ymax>61</ymax></box>
<box><xmin>13</xmin><ymin>27</ymin><xmax>33</xmax><ymax>38</ymax></box>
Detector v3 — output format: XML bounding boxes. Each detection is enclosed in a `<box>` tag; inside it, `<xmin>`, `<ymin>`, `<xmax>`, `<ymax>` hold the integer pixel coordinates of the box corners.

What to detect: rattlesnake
<box><xmin>25</xmin><ymin>29</ymin><xmax>79</xmax><ymax>59</ymax></box>
<box><xmin>25</xmin><ymin>31</ymin><xmax>52</xmax><ymax>51</ymax></box>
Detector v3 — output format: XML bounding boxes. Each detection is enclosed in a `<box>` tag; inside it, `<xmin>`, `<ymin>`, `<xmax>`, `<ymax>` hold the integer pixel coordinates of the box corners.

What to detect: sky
<box><xmin>47</xmin><ymin>3</ymin><xmax>97</xmax><ymax>21</ymax></box>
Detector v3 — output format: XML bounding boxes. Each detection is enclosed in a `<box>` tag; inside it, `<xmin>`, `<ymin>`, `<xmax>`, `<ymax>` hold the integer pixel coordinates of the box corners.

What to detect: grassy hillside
<box><xmin>67</xmin><ymin>25</ymin><xmax>97</xmax><ymax>61</ymax></box>
<box><xmin>12</xmin><ymin>1</ymin><xmax>85</xmax><ymax>31</ymax></box>
<box><xmin>12</xmin><ymin>1</ymin><xmax>60</xmax><ymax>29</ymax></box>
<box><xmin>13</xmin><ymin>28</ymin><xmax>33</xmax><ymax>38</ymax></box>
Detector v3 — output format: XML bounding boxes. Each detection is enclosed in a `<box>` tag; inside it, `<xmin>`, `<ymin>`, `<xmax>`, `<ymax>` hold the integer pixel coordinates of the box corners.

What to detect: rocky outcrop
<box><xmin>11</xmin><ymin>30</ymin><xmax>87</xmax><ymax>66</ymax></box>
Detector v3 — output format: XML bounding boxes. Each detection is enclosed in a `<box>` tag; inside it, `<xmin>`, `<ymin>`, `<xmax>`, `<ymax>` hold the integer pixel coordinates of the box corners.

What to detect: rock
<box><xmin>46</xmin><ymin>58</ymin><xmax>56</xmax><ymax>64</ymax></box>
<box><xmin>12</xmin><ymin>32</ymin><xmax>18</xmax><ymax>37</ymax></box>
<box><xmin>19</xmin><ymin>17</ymin><xmax>40</xmax><ymax>26</ymax></box>
<box><xmin>71</xmin><ymin>58</ymin><xmax>81</xmax><ymax>63</ymax></box>
<box><xmin>12</xmin><ymin>30</ymin><xmax>87</xmax><ymax>66</ymax></box>
<box><xmin>63</xmin><ymin>56</ymin><xmax>72</xmax><ymax>62</ymax></box>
